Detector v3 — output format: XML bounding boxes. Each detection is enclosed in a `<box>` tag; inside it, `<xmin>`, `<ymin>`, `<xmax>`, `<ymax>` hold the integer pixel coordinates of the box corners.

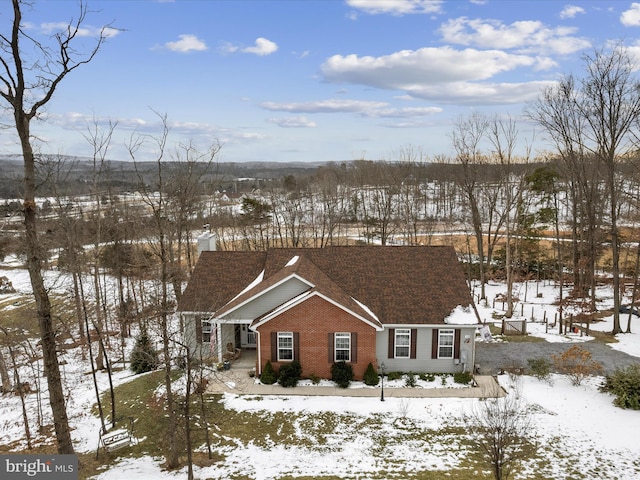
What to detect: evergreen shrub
<box><xmin>278</xmin><ymin>360</ymin><xmax>302</xmax><ymax>388</ymax></box>
<box><xmin>363</xmin><ymin>362</ymin><xmax>379</xmax><ymax>386</ymax></box>
<box><xmin>129</xmin><ymin>328</ymin><xmax>158</xmax><ymax>374</ymax></box>
<box><xmin>527</xmin><ymin>357</ymin><xmax>552</xmax><ymax>381</ymax></box>
<box><xmin>405</xmin><ymin>372</ymin><xmax>417</xmax><ymax>387</ymax></box>
<box><xmin>454</xmin><ymin>372</ymin><xmax>472</xmax><ymax>384</ymax></box>
<box><xmin>260</xmin><ymin>360</ymin><xmax>278</xmax><ymax>385</ymax></box>
<box><xmin>419</xmin><ymin>372</ymin><xmax>435</xmax><ymax>382</ymax></box>
<box><xmin>331</xmin><ymin>361</ymin><xmax>353</xmax><ymax>388</ymax></box>
<box><xmin>600</xmin><ymin>364</ymin><xmax>640</xmax><ymax>410</ymax></box>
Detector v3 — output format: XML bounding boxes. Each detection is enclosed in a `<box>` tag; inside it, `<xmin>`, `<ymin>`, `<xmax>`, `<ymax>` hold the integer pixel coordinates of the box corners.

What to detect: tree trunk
<box><xmin>20</xmin><ymin>118</ymin><xmax>74</xmax><ymax>454</ymax></box>
<box><xmin>0</xmin><ymin>349</ymin><xmax>11</xmax><ymax>393</ymax></box>
<box><xmin>160</xmin><ymin>237</ymin><xmax>180</xmax><ymax>468</ymax></box>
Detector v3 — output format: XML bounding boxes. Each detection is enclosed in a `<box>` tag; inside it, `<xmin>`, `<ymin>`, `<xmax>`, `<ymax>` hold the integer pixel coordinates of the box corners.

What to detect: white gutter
<box><xmin>256</xmin><ymin>331</ymin><xmax>262</xmax><ymax>375</ymax></box>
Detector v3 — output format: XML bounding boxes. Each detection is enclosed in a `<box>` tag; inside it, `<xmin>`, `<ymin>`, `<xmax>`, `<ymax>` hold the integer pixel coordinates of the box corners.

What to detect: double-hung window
<box><xmin>334</xmin><ymin>332</ymin><xmax>351</xmax><ymax>362</ymax></box>
<box><xmin>438</xmin><ymin>329</ymin><xmax>455</xmax><ymax>359</ymax></box>
<box><xmin>395</xmin><ymin>329</ymin><xmax>411</xmax><ymax>358</ymax></box>
<box><xmin>201</xmin><ymin>320</ymin><xmax>212</xmax><ymax>343</ymax></box>
<box><xmin>277</xmin><ymin>332</ymin><xmax>294</xmax><ymax>361</ymax></box>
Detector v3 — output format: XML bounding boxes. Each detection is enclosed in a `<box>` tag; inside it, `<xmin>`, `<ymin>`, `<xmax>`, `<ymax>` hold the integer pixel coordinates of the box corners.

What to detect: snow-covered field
<box><xmin>1</xmin><ymin>261</ymin><xmax>640</xmax><ymax>479</ymax></box>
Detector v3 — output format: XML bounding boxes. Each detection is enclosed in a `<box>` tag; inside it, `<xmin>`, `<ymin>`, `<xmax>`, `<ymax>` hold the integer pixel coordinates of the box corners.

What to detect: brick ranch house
<box><xmin>177</xmin><ymin>245</ymin><xmax>480</xmax><ymax>380</ymax></box>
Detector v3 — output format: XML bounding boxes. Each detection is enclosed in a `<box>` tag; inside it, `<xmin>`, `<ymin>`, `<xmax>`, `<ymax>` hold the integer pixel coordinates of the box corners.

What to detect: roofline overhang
<box><xmin>209</xmin><ymin>318</ymin><xmax>254</xmax><ymax>324</ymax></box>
<box><xmin>382</xmin><ymin>323</ymin><xmax>479</xmax><ymax>328</ymax></box>
<box><xmin>251</xmin><ymin>290</ymin><xmax>384</xmax><ymax>331</ymax></box>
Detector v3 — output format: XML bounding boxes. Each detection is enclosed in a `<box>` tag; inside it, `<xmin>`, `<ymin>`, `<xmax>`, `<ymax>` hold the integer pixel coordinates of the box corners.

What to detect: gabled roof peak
<box><xmin>178</xmin><ymin>246</ymin><xmax>474</xmax><ymax>326</ymax></box>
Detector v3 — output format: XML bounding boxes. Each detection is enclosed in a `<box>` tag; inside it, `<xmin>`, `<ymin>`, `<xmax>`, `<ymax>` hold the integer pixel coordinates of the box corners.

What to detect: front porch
<box><xmin>207</xmin><ymin>321</ymin><xmax>257</xmax><ymax>361</ymax></box>
<box><xmin>206</xmin><ymin>348</ymin><xmax>257</xmax><ymax>394</ymax></box>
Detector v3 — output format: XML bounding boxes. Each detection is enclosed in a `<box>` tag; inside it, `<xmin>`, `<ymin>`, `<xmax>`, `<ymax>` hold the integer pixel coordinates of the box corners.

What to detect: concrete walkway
<box><xmin>205</xmin><ymin>355</ymin><xmax>504</xmax><ymax>398</ymax></box>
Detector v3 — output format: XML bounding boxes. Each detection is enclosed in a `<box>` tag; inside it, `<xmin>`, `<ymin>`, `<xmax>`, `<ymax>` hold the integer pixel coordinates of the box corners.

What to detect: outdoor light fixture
<box><xmin>380</xmin><ymin>362</ymin><xmax>386</xmax><ymax>402</ymax></box>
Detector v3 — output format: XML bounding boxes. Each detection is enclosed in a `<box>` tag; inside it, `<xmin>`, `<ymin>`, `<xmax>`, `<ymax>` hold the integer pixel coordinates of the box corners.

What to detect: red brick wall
<box><xmin>256</xmin><ymin>294</ymin><xmax>377</xmax><ymax>380</ymax></box>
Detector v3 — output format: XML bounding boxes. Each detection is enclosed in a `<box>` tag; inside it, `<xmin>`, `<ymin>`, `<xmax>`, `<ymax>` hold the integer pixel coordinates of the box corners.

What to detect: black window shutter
<box><xmin>271</xmin><ymin>332</ymin><xmax>277</xmax><ymax>362</ymax></box>
<box><xmin>431</xmin><ymin>329</ymin><xmax>438</xmax><ymax>359</ymax></box>
<box><xmin>454</xmin><ymin>329</ymin><xmax>461</xmax><ymax>359</ymax></box>
<box><xmin>195</xmin><ymin>316</ymin><xmax>202</xmax><ymax>345</ymax></box>
<box><xmin>328</xmin><ymin>332</ymin><xmax>334</xmax><ymax>363</ymax></box>
<box><xmin>388</xmin><ymin>328</ymin><xmax>395</xmax><ymax>358</ymax></box>
<box><xmin>293</xmin><ymin>332</ymin><xmax>300</xmax><ymax>361</ymax></box>
<box><xmin>410</xmin><ymin>329</ymin><xmax>417</xmax><ymax>359</ymax></box>
<box><xmin>351</xmin><ymin>332</ymin><xmax>358</xmax><ymax>363</ymax></box>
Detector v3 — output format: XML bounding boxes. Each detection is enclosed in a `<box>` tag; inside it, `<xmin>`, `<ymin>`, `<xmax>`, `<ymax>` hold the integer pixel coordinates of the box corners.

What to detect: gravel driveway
<box><xmin>475</xmin><ymin>340</ymin><xmax>639</xmax><ymax>376</ymax></box>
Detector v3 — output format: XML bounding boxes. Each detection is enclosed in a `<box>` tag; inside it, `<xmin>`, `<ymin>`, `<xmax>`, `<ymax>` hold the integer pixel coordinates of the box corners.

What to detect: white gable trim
<box><xmin>251</xmin><ymin>290</ymin><xmax>384</xmax><ymax>331</ymax></box>
<box><xmin>227</xmin><ymin>269</ymin><xmax>265</xmax><ymax>303</ymax></box>
<box><xmin>216</xmin><ymin>273</ymin><xmax>314</xmax><ymax>318</ymax></box>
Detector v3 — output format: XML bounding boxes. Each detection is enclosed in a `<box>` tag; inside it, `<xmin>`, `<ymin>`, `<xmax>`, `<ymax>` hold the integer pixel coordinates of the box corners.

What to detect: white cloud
<box><xmin>622</xmin><ymin>42</ymin><xmax>640</xmax><ymax>70</ymax></box>
<box><xmin>165</xmin><ymin>34</ymin><xmax>207</xmax><ymax>53</ymax></box>
<box><xmin>404</xmin><ymin>80</ymin><xmax>555</xmax><ymax>105</ymax></box>
<box><xmin>267</xmin><ymin>116</ymin><xmax>317</xmax><ymax>128</ymax></box>
<box><xmin>363</xmin><ymin>106</ymin><xmax>442</xmax><ymax>118</ymax></box>
<box><xmin>262</xmin><ymin>99</ymin><xmax>388</xmax><ymax>113</ymax></box>
<box><xmin>321</xmin><ymin>47</ymin><xmax>537</xmax><ymax>87</ymax></box>
<box><xmin>621</xmin><ymin>3</ymin><xmax>640</xmax><ymax>26</ymax></box>
<box><xmin>262</xmin><ymin>99</ymin><xmax>441</xmax><ymax>119</ymax></box>
<box><xmin>559</xmin><ymin>5</ymin><xmax>585</xmax><ymax>19</ymax></box>
<box><xmin>243</xmin><ymin>37</ymin><xmax>278</xmax><ymax>56</ymax></box>
<box><xmin>346</xmin><ymin>0</ymin><xmax>443</xmax><ymax>16</ymax></box>
<box><xmin>220</xmin><ymin>37</ymin><xmax>278</xmax><ymax>56</ymax></box>
<box><xmin>319</xmin><ymin>47</ymin><xmax>557</xmax><ymax>105</ymax></box>
<box><xmin>39</xmin><ymin>22</ymin><xmax>120</xmax><ymax>38</ymax></box>
<box><xmin>439</xmin><ymin>17</ymin><xmax>590</xmax><ymax>55</ymax></box>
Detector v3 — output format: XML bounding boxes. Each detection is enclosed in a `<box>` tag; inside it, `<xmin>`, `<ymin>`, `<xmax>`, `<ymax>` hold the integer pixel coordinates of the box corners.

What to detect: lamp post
<box><xmin>380</xmin><ymin>362</ymin><xmax>386</xmax><ymax>402</ymax></box>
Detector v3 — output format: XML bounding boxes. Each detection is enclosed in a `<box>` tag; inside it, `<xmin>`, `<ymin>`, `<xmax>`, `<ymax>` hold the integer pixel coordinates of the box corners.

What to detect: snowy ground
<box><xmin>1</xmin><ymin>262</ymin><xmax>640</xmax><ymax>479</ymax></box>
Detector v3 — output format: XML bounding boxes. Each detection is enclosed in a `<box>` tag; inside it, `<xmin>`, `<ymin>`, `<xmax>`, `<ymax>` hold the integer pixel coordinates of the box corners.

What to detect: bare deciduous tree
<box><xmin>0</xmin><ymin>0</ymin><xmax>111</xmax><ymax>453</ymax></box>
<box><xmin>467</xmin><ymin>376</ymin><xmax>534</xmax><ymax>480</ymax></box>
<box><xmin>530</xmin><ymin>46</ymin><xmax>640</xmax><ymax>334</ymax></box>
<box><xmin>577</xmin><ymin>47</ymin><xmax>640</xmax><ymax>334</ymax></box>
<box><xmin>452</xmin><ymin>112</ymin><xmax>491</xmax><ymax>300</ymax></box>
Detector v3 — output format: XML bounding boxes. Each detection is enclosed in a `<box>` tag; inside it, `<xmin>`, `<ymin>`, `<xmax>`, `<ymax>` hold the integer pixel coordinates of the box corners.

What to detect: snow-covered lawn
<box><xmin>1</xmin><ymin>263</ymin><xmax>639</xmax><ymax>479</ymax></box>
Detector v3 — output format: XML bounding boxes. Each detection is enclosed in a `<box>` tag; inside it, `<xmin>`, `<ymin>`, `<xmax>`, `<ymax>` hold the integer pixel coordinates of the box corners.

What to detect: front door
<box><xmin>240</xmin><ymin>324</ymin><xmax>257</xmax><ymax>348</ymax></box>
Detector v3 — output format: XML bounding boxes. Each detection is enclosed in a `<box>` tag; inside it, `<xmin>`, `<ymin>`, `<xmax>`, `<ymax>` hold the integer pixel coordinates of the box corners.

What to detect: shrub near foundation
<box><xmin>363</xmin><ymin>362</ymin><xmax>379</xmax><ymax>386</ymax></box>
<box><xmin>278</xmin><ymin>360</ymin><xmax>302</xmax><ymax>388</ymax></box>
<box><xmin>260</xmin><ymin>360</ymin><xmax>277</xmax><ymax>385</ymax></box>
<box><xmin>454</xmin><ymin>372</ymin><xmax>473</xmax><ymax>384</ymax></box>
<box><xmin>331</xmin><ymin>361</ymin><xmax>353</xmax><ymax>388</ymax></box>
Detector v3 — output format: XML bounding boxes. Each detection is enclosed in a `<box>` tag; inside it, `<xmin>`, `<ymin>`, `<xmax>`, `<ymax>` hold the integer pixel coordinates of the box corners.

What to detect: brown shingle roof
<box><xmin>178</xmin><ymin>246</ymin><xmax>473</xmax><ymax>325</ymax></box>
<box><xmin>214</xmin><ymin>254</ymin><xmax>383</xmax><ymax>327</ymax></box>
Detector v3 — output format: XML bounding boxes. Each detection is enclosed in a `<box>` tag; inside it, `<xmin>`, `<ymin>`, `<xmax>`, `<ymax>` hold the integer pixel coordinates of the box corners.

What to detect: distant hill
<box><xmin>0</xmin><ymin>155</ymin><xmax>329</xmax><ymax>199</ymax></box>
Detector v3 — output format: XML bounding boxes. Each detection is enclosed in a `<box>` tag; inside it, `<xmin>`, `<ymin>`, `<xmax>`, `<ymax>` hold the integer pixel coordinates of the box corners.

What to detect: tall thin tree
<box><xmin>0</xmin><ymin>0</ymin><xmax>112</xmax><ymax>453</ymax></box>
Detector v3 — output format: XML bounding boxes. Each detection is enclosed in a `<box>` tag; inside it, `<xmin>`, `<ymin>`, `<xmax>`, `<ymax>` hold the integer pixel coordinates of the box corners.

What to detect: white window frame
<box><xmin>395</xmin><ymin>329</ymin><xmax>411</xmax><ymax>358</ymax></box>
<box><xmin>334</xmin><ymin>332</ymin><xmax>351</xmax><ymax>362</ymax></box>
<box><xmin>438</xmin><ymin>329</ymin><xmax>455</xmax><ymax>359</ymax></box>
<box><xmin>201</xmin><ymin>320</ymin><xmax>212</xmax><ymax>343</ymax></box>
<box><xmin>277</xmin><ymin>332</ymin><xmax>294</xmax><ymax>361</ymax></box>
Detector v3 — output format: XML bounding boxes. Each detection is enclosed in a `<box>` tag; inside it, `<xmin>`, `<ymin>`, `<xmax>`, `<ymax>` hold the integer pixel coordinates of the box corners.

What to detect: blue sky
<box><xmin>3</xmin><ymin>0</ymin><xmax>640</xmax><ymax>164</ymax></box>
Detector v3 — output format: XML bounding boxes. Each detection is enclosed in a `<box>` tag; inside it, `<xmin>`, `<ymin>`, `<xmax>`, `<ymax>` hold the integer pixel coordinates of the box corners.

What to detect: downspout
<box><xmin>255</xmin><ymin>330</ymin><xmax>262</xmax><ymax>375</ymax></box>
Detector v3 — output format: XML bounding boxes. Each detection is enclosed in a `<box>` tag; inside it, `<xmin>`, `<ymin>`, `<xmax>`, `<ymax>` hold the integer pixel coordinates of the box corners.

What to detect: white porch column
<box><xmin>214</xmin><ymin>321</ymin><xmax>223</xmax><ymax>361</ymax></box>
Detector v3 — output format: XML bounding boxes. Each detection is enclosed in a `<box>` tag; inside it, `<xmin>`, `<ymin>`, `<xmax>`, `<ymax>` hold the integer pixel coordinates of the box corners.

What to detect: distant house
<box><xmin>177</xmin><ymin>245</ymin><xmax>479</xmax><ymax>380</ymax></box>
<box><xmin>215</xmin><ymin>190</ymin><xmax>246</xmax><ymax>204</ymax></box>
